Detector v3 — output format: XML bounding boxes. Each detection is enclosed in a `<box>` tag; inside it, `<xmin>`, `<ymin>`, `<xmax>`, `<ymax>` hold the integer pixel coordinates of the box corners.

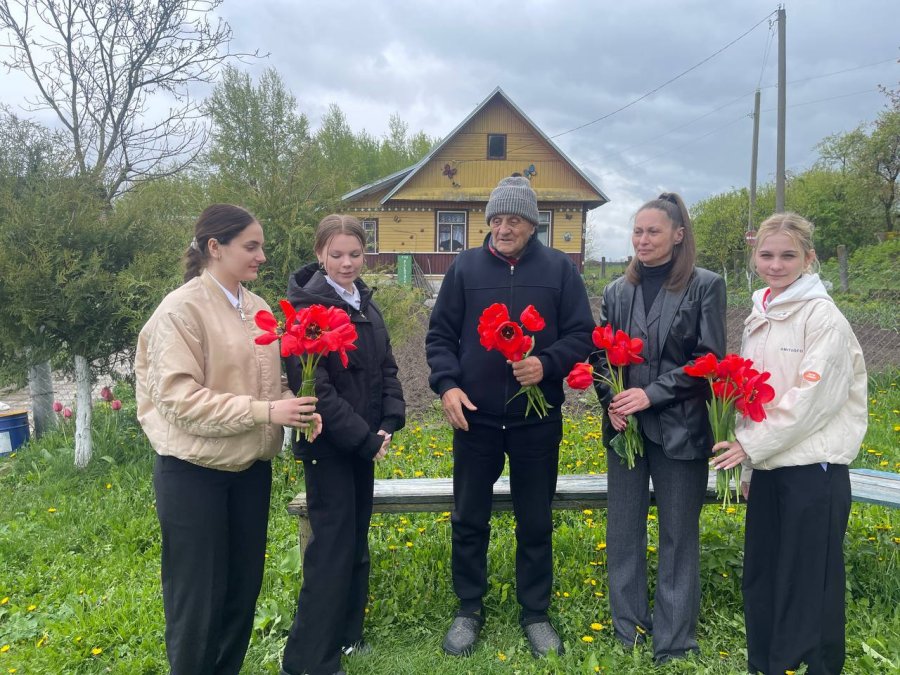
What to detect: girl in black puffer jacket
<box><xmin>280</xmin><ymin>214</ymin><xmax>405</xmax><ymax>675</ymax></box>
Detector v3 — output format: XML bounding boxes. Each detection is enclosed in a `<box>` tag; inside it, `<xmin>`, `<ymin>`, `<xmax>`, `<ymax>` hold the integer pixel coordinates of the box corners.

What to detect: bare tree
<box><xmin>0</xmin><ymin>0</ymin><xmax>258</xmax><ymax>201</ymax></box>
<box><xmin>0</xmin><ymin>0</ymin><xmax>257</xmax><ymax>466</ymax></box>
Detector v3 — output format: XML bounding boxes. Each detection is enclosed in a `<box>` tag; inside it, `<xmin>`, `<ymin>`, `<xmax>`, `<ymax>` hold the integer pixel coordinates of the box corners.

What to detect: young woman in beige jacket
<box><xmin>135</xmin><ymin>204</ymin><xmax>321</xmax><ymax>675</ymax></box>
<box><xmin>711</xmin><ymin>213</ymin><xmax>867</xmax><ymax>675</ymax></box>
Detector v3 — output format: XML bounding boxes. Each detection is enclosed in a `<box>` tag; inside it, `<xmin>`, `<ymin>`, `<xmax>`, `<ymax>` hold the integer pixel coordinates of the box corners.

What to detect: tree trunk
<box><xmin>28</xmin><ymin>360</ymin><xmax>55</xmax><ymax>438</ymax></box>
<box><xmin>74</xmin><ymin>355</ymin><xmax>93</xmax><ymax>468</ymax></box>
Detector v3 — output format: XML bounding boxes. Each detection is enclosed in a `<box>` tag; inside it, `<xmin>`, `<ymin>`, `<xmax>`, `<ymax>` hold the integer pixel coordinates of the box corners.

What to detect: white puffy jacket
<box><xmin>737</xmin><ymin>274</ymin><xmax>867</xmax><ymax>481</ymax></box>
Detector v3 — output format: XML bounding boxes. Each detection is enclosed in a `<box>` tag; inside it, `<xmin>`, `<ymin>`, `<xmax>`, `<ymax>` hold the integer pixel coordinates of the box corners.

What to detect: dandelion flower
<box><xmin>581</xmin><ymin>635</ymin><xmax>594</xmax><ymax>643</ymax></box>
<box><xmin>497</xmin><ymin>652</ymin><xmax>507</xmax><ymax>661</ymax></box>
<box><xmin>0</xmin><ymin>598</ymin><xmax>7</xmax><ymax>605</ymax></box>
<box><xmin>0</xmin><ymin>645</ymin><xmax>9</xmax><ymax>653</ymax></box>
<box><xmin>26</xmin><ymin>605</ymin><xmax>36</xmax><ymax>612</ymax></box>
<box><xmin>91</xmin><ymin>647</ymin><xmax>102</xmax><ymax>656</ymax></box>
<box><xmin>590</xmin><ymin>622</ymin><xmax>603</xmax><ymax>631</ymax></box>
<box><xmin>47</xmin><ymin>508</ymin><xmax>57</xmax><ymax>513</ymax></box>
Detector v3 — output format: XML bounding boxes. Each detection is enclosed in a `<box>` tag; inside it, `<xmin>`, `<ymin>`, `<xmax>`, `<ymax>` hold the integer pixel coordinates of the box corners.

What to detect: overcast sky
<box><xmin>3</xmin><ymin>0</ymin><xmax>898</xmax><ymax>259</ymax></box>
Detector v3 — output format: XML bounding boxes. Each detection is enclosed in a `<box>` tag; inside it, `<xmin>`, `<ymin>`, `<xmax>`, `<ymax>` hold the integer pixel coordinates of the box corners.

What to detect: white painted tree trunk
<box><xmin>74</xmin><ymin>355</ymin><xmax>93</xmax><ymax>468</ymax></box>
<box><xmin>28</xmin><ymin>360</ymin><xmax>55</xmax><ymax>438</ymax></box>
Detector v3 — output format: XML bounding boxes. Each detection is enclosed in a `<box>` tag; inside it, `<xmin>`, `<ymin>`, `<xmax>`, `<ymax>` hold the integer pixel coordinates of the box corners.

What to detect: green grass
<box><xmin>1</xmin><ymin>375</ymin><xmax>898</xmax><ymax>674</ymax></box>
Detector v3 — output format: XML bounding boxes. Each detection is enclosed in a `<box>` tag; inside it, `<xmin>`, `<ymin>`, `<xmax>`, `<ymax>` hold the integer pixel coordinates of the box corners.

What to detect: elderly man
<box><xmin>426</xmin><ymin>175</ymin><xmax>594</xmax><ymax>658</ymax></box>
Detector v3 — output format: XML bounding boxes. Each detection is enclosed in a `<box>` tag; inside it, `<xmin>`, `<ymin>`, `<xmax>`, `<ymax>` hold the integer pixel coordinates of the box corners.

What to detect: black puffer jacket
<box><xmin>426</xmin><ymin>234</ymin><xmax>594</xmax><ymax>428</ymax></box>
<box><xmin>285</xmin><ymin>263</ymin><xmax>405</xmax><ymax>460</ymax></box>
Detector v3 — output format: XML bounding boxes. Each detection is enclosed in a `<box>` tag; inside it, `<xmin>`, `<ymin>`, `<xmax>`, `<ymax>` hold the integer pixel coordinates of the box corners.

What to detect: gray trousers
<box><xmin>606</xmin><ymin>437</ymin><xmax>708</xmax><ymax>659</ymax></box>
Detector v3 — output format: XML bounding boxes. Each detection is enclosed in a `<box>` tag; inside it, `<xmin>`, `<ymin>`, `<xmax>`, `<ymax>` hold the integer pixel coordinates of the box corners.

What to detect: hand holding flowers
<box><xmin>683</xmin><ymin>353</ymin><xmax>774</xmax><ymax>506</ymax></box>
<box><xmin>478</xmin><ymin>303</ymin><xmax>550</xmax><ymax>418</ymax></box>
<box><xmin>566</xmin><ymin>325</ymin><xmax>646</xmax><ymax>469</ymax></box>
<box><xmin>255</xmin><ymin>300</ymin><xmax>358</xmax><ymax>441</ymax></box>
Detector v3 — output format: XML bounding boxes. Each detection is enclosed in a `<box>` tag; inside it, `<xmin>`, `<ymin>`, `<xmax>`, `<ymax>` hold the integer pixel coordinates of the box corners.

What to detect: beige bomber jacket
<box><xmin>736</xmin><ymin>274</ymin><xmax>867</xmax><ymax>482</ymax></box>
<box><xmin>135</xmin><ymin>271</ymin><xmax>291</xmax><ymax>471</ymax></box>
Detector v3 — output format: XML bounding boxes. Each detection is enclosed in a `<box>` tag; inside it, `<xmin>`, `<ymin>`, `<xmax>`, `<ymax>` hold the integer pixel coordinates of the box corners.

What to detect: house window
<box><xmin>537</xmin><ymin>210</ymin><xmax>552</xmax><ymax>246</ymax></box>
<box><xmin>487</xmin><ymin>134</ymin><xmax>507</xmax><ymax>160</ymax></box>
<box><xmin>361</xmin><ymin>219</ymin><xmax>378</xmax><ymax>253</ymax></box>
<box><xmin>437</xmin><ymin>211</ymin><xmax>467</xmax><ymax>252</ymax></box>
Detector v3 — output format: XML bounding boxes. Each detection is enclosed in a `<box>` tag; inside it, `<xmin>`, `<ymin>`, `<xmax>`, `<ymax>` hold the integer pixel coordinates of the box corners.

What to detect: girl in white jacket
<box><xmin>711</xmin><ymin>212</ymin><xmax>867</xmax><ymax>675</ymax></box>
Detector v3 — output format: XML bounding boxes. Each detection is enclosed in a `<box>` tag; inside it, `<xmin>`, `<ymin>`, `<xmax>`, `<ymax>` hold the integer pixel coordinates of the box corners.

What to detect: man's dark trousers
<box><xmin>451</xmin><ymin>420</ymin><xmax>562</xmax><ymax>624</ymax></box>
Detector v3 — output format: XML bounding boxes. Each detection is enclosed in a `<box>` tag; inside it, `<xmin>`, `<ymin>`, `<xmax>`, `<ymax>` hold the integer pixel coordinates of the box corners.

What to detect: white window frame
<box><xmin>537</xmin><ymin>210</ymin><xmax>552</xmax><ymax>247</ymax></box>
<box><xmin>361</xmin><ymin>218</ymin><xmax>378</xmax><ymax>254</ymax></box>
<box><xmin>436</xmin><ymin>210</ymin><xmax>467</xmax><ymax>252</ymax></box>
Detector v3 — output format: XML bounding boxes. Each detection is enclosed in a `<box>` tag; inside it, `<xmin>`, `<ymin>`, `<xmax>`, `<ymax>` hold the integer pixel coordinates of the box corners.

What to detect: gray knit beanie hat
<box><xmin>485</xmin><ymin>175</ymin><xmax>539</xmax><ymax>226</ymax></box>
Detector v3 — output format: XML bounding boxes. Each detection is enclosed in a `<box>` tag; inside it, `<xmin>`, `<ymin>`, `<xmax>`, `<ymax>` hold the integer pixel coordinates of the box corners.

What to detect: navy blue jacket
<box><xmin>426</xmin><ymin>234</ymin><xmax>594</xmax><ymax>428</ymax></box>
<box><xmin>286</xmin><ymin>264</ymin><xmax>405</xmax><ymax>460</ymax></box>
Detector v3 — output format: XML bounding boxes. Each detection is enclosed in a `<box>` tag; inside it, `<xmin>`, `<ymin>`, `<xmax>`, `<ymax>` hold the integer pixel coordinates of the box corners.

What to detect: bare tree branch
<box><xmin>0</xmin><ymin>0</ymin><xmax>261</xmax><ymax>201</ymax></box>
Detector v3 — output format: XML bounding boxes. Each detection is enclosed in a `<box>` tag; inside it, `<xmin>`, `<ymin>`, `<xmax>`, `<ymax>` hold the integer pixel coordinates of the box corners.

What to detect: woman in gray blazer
<box><xmin>593</xmin><ymin>192</ymin><xmax>726</xmax><ymax>664</ymax></box>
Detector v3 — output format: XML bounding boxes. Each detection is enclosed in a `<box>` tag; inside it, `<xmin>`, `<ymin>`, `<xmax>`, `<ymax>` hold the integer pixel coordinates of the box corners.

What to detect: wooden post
<box><xmin>837</xmin><ymin>245</ymin><xmax>849</xmax><ymax>292</ymax></box>
<box><xmin>601</xmin><ymin>256</ymin><xmax>607</xmax><ymax>278</ymax></box>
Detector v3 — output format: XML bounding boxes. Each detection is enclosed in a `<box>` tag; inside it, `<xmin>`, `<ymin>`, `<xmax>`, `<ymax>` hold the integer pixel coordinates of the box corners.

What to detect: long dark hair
<box><xmin>183</xmin><ymin>204</ymin><xmax>258</xmax><ymax>282</ymax></box>
<box><xmin>624</xmin><ymin>192</ymin><xmax>696</xmax><ymax>291</ymax></box>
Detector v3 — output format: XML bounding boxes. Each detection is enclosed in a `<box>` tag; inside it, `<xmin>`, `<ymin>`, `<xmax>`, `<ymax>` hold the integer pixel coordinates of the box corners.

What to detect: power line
<box><xmin>760</xmin><ymin>57</ymin><xmax>898</xmax><ymax>89</ymax></box>
<box><xmin>546</xmin><ymin>10</ymin><xmax>778</xmax><ymax>141</ymax></box>
<box><xmin>626</xmin><ymin>87</ymin><xmax>882</xmax><ymax>169</ymax></box>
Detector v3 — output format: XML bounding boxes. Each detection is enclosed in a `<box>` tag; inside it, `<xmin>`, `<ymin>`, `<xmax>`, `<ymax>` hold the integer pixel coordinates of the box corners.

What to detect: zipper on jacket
<box><xmin>502</xmin><ymin>264</ymin><xmax>516</xmax><ymax>427</ymax></box>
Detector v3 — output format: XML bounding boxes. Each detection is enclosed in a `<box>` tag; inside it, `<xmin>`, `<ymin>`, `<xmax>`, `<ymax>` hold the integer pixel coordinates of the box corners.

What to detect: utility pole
<box><xmin>776</xmin><ymin>5</ymin><xmax>786</xmax><ymax>212</ymax></box>
<box><xmin>749</xmin><ymin>88</ymin><xmax>761</xmax><ymax>228</ymax></box>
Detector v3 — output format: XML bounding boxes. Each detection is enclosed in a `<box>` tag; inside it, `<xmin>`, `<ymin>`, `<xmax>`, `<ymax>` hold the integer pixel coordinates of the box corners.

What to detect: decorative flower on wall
<box><xmin>442</xmin><ymin>163</ymin><xmax>458</xmax><ymax>180</ymax></box>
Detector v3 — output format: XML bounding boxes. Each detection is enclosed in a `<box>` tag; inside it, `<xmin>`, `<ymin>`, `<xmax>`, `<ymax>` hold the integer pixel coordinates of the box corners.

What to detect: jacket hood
<box><xmin>287</xmin><ymin>261</ymin><xmax>372</xmax><ymax>310</ymax></box>
<box><xmin>751</xmin><ymin>273</ymin><xmax>832</xmax><ymax>315</ymax></box>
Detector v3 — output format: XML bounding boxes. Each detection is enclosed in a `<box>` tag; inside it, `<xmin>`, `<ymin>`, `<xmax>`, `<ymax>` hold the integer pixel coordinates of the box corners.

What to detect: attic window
<box><xmin>487</xmin><ymin>134</ymin><xmax>506</xmax><ymax>160</ymax></box>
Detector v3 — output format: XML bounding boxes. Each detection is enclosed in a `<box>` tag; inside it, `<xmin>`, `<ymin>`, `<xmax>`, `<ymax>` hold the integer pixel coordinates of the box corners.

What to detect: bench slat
<box><xmin>287</xmin><ymin>469</ymin><xmax>900</xmax><ymax>517</ymax></box>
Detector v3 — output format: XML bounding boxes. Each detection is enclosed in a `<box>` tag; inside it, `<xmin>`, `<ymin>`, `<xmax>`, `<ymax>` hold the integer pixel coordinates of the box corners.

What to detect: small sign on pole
<box><xmin>745</xmin><ymin>230</ymin><xmax>757</xmax><ymax>247</ymax></box>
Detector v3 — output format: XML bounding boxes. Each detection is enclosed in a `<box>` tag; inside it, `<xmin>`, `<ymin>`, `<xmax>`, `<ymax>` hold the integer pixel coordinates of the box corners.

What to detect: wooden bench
<box><xmin>287</xmin><ymin>469</ymin><xmax>900</xmax><ymax>548</ymax></box>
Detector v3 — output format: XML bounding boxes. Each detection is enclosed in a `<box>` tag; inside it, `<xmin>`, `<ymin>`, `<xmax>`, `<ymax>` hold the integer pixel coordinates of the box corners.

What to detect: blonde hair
<box><xmin>755</xmin><ymin>212</ymin><xmax>818</xmax><ymax>273</ymax></box>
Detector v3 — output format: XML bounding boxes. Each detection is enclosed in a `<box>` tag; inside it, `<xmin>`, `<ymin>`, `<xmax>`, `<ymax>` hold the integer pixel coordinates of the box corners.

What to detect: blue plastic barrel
<box><xmin>0</xmin><ymin>410</ymin><xmax>30</xmax><ymax>456</ymax></box>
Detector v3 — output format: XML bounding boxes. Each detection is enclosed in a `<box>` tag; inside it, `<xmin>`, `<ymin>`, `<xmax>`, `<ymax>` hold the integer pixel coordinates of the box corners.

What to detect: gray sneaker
<box><xmin>523</xmin><ymin>620</ymin><xmax>564</xmax><ymax>658</ymax></box>
<box><xmin>442</xmin><ymin>615</ymin><xmax>483</xmax><ymax>656</ymax></box>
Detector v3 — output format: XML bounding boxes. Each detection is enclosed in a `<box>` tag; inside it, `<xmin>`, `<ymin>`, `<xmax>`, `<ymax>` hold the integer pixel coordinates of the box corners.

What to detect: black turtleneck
<box><xmin>639</xmin><ymin>258</ymin><xmax>674</xmax><ymax>309</ymax></box>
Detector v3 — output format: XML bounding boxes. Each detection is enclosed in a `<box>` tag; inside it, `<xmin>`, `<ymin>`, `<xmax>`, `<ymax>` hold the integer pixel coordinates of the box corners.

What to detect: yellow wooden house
<box><xmin>342</xmin><ymin>87</ymin><xmax>608</xmax><ymax>275</ymax></box>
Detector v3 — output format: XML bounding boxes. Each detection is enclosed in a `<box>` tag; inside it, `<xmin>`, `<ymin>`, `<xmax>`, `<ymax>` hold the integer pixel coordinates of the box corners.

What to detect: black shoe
<box><xmin>523</xmin><ymin>620</ymin><xmax>564</xmax><ymax>658</ymax></box>
<box><xmin>442</xmin><ymin>614</ymin><xmax>483</xmax><ymax>656</ymax></box>
<box><xmin>280</xmin><ymin>668</ymin><xmax>346</xmax><ymax>675</ymax></box>
<box><xmin>341</xmin><ymin>640</ymin><xmax>373</xmax><ymax>656</ymax></box>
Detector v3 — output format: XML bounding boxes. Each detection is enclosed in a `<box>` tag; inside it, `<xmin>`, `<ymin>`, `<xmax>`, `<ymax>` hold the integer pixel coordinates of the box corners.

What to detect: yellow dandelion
<box><xmin>594</xmin><ymin>667</ymin><xmax>601</xmax><ymax>673</ymax></box>
<box><xmin>594</xmin><ymin>591</ymin><xmax>605</xmax><ymax>597</ymax></box>
<box><xmin>786</xmin><ymin>671</ymin><xmax>796</xmax><ymax>675</ymax></box>
<box><xmin>583</xmin><ymin>509</ymin><xmax>593</xmax><ymax>515</ymax></box>
<box><xmin>497</xmin><ymin>651</ymin><xmax>507</xmax><ymax>661</ymax></box>
<box><xmin>47</xmin><ymin>507</ymin><xmax>57</xmax><ymax>513</ymax></box>
<box><xmin>647</xmin><ymin>514</ymin><xmax>656</xmax><ymax>520</ymax></box>
<box><xmin>721</xmin><ymin>572</ymin><xmax>729</xmax><ymax>578</ymax></box>
<box><xmin>636</xmin><ymin>626</ymin><xmax>647</xmax><ymax>635</ymax></box>
<box><xmin>91</xmin><ymin>647</ymin><xmax>102</xmax><ymax>656</ymax></box>
<box><xmin>590</xmin><ymin>622</ymin><xmax>603</xmax><ymax>631</ymax></box>
<box><xmin>581</xmin><ymin>635</ymin><xmax>594</xmax><ymax>643</ymax></box>
<box><xmin>596</xmin><ymin>542</ymin><xmax>607</xmax><ymax>551</ymax></box>
<box><xmin>26</xmin><ymin>605</ymin><xmax>36</xmax><ymax>612</ymax></box>
<box><xmin>0</xmin><ymin>597</ymin><xmax>7</xmax><ymax>605</ymax></box>
<box><xmin>105</xmin><ymin>483</ymin><xmax>112</xmax><ymax>489</ymax></box>
<box><xmin>414</xmin><ymin>471</ymin><xmax>424</xmax><ymax>477</ymax></box>
<box><xmin>405</xmin><ymin>541</ymin><xmax>413</xmax><ymax>548</ymax></box>
<box><xmin>36</xmin><ymin>635</ymin><xmax>47</xmax><ymax>648</ymax></box>
<box><xmin>0</xmin><ymin>645</ymin><xmax>9</xmax><ymax>653</ymax></box>
<box><xmin>10</xmin><ymin>668</ymin><xmax>18</xmax><ymax>673</ymax></box>
<box><xmin>441</xmin><ymin>511</ymin><xmax>450</xmax><ymax>517</ymax></box>
<box><xmin>563</xmin><ymin>592</ymin><xmax>570</xmax><ymax>598</ymax></box>
<box><xmin>719</xmin><ymin>651</ymin><xmax>729</xmax><ymax>657</ymax></box>
<box><xmin>726</xmin><ymin>507</ymin><xmax>736</xmax><ymax>514</ymax></box>
<box><xmin>880</xmin><ymin>461</ymin><xmax>889</xmax><ymax>467</ymax></box>
<box><xmin>647</xmin><ymin>546</ymin><xmax>657</xmax><ymax>553</ymax></box>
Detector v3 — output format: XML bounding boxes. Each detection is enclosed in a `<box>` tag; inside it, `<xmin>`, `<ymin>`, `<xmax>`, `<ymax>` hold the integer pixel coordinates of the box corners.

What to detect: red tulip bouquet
<box><xmin>566</xmin><ymin>325</ymin><xmax>645</xmax><ymax>469</ymax></box>
<box><xmin>684</xmin><ymin>353</ymin><xmax>775</xmax><ymax>506</ymax></box>
<box><xmin>255</xmin><ymin>300</ymin><xmax>358</xmax><ymax>440</ymax></box>
<box><xmin>478</xmin><ymin>303</ymin><xmax>549</xmax><ymax>418</ymax></box>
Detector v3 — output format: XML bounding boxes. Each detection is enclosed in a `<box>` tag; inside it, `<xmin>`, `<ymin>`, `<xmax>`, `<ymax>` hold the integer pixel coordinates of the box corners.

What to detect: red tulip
<box><xmin>100</xmin><ymin>386</ymin><xmax>113</xmax><ymax>402</ymax></box>
<box><xmin>684</xmin><ymin>353</ymin><xmax>718</xmax><ymax>378</ymax></box>
<box><xmin>478</xmin><ymin>303</ymin><xmax>510</xmax><ymax>349</ymax></box>
<box><xmin>566</xmin><ymin>362</ymin><xmax>594</xmax><ymax>390</ymax></box>
<box><xmin>110</xmin><ymin>399</ymin><xmax>122</xmax><ymax>411</ymax></box>
<box><xmin>735</xmin><ymin>370</ymin><xmax>775</xmax><ymax>422</ymax></box>
<box><xmin>52</xmin><ymin>401</ymin><xmax>63</xmax><ymax>413</ymax></box>
<box><xmin>494</xmin><ymin>321</ymin><xmax>530</xmax><ymax>362</ymax></box>
<box><xmin>254</xmin><ymin>310</ymin><xmax>281</xmax><ymax>345</ymax></box>
<box><xmin>62</xmin><ymin>407</ymin><xmax>73</xmax><ymax>419</ymax></box>
<box><xmin>592</xmin><ymin>324</ymin><xmax>614</xmax><ymax>351</ymax></box>
<box><xmin>606</xmin><ymin>330</ymin><xmax>644</xmax><ymax>367</ymax></box>
<box><xmin>520</xmin><ymin>305</ymin><xmax>546</xmax><ymax>332</ymax></box>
